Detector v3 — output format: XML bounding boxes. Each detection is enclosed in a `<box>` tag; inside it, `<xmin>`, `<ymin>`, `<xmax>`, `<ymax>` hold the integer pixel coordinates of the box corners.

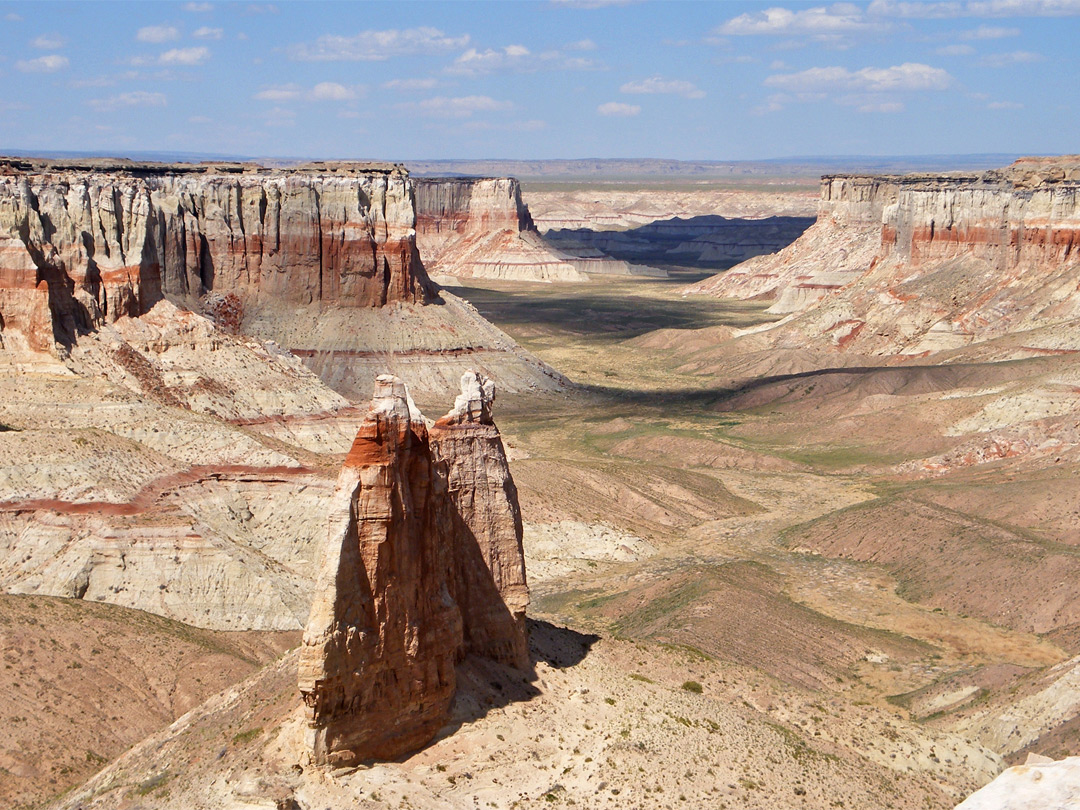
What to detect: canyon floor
<box><xmin>7</xmin><ymin>182</ymin><xmax>1080</xmax><ymax>810</ymax></box>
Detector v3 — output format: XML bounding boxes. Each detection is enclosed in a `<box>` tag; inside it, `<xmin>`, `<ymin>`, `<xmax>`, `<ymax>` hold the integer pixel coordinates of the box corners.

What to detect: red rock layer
<box><xmin>0</xmin><ymin>161</ymin><xmax>431</xmax><ymax>351</ymax></box>
<box><xmin>414</xmin><ymin>178</ymin><xmax>588</xmax><ymax>282</ymax></box>
<box><xmin>298</xmin><ymin>372</ymin><xmax>528</xmax><ymax>766</ymax></box>
<box><xmin>688</xmin><ymin>158</ymin><xmax>1080</xmax><ymax>350</ymax></box>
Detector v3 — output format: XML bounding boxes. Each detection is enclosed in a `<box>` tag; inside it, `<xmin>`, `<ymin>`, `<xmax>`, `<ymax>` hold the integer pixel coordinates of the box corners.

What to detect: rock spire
<box><xmin>297</xmin><ymin>372</ymin><xmax>528</xmax><ymax>765</ymax></box>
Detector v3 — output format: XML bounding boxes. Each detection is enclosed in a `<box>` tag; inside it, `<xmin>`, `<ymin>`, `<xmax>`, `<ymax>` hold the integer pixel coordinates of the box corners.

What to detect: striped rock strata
<box><xmin>0</xmin><ymin>158</ymin><xmax>430</xmax><ymax>353</ymax></box>
<box><xmin>415</xmin><ymin>177</ymin><xmax>596</xmax><ymax>282</ymax></box>
<box><xmin>298</xmin><ymin>371</ymin><xmax>528</xmax><ymax>765</ymax></box>
<box><xmin>687</xmin><ymin>157</ymin><xmax>1080</xmax><ymax>356</ymax></box>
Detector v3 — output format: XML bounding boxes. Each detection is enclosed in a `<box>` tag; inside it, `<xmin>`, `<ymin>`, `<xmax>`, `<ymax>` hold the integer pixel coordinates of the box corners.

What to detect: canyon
<box><xmin>3</xmin><ymin>155</ymin><xmax>1080</xmax><ymax>810</ymax></box>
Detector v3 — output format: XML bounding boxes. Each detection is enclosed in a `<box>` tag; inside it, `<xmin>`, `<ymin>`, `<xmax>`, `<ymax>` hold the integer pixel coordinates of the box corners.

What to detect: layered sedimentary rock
<box><xmin>688</xmin><ymin>157</ymin><xmax>1080</xmax><ymax>356</ymax></box>
<box><xmin>414</xmin><ymin>177</ymin><xmax>595</xmax><ymax>281</ymax></box>
<box><xmin>298</xmin><ymin>372</ymin><xmax>528</xmax><ymax>765</ymax></box>
<box><xmin>430</xmin><ymin>372</ymin><xmax>529</xmax><ymax>668</ymax></box>
<box><xmin>0</xmin><ymin>158</ymin><xmax>567</xmax><ymax>399</ymax></box>
<box><xmin>0</xmin><ymin>158</ymin><xmax>429</xmax><ymax>352</ymax></box>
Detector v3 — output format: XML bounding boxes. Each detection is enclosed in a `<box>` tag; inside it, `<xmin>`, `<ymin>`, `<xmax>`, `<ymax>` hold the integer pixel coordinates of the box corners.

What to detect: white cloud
<box><xmin>866</xmin><ymin>0</ymin><xmax>964</xmax><ymax>16</ymax></box>
<box><xmin>15</xmin><ymin>54</ymin><xmax>69</xmax><ymax>72</ymax></box>
<box><xmin>597</xmin><ymin>101</ymin><xmax>641</xmax><ymax>116</ymax></box>
<box><xmin>246</xmin><ymin>3</ymin><xmax>279</xmax><ymax>13</ymax></box>
<box><xmin>448</xmin><ymin>44</ymin><xmax>597</xmax><ymax>76</ymax></box>
<box><xmin>936</xmin><ymin>43</ymin><xmax>976</xmax><ymax>54</ymax></box>
<box><xmin>565</xmin><ymin>38</ymin><xmax>598</xmax><ymax>50</ymax></box>
<box><xmin>159</xmin><ymin>46</ymin><xmax>210</xmax><ymax>66</ymax></box>
<box><xmin>289</xmin><ymin>27</ymin><xmax>469</xmax><ymax>61</ymax></box>
<box><xmin>620</xmin><ymin>76</ymin><xmax>705</xmax><ymax>99</ymax></box>
<box><xmin>753</xmin><ymin>93</ymin><xmax>790</xmax><ymax>114</ymax></box>
<box><xmin>254</xmin><ymin>83</ymin><xmax>302</xmax><ymax>101</ymax></box>
<box><xmin>381</xmin><ymin>77</ymin><xmax>440</xmax><ymax>91</ymax></box>
<box><xmin>254</xmin><ymin>82</ymin><xmax>364</xmax><ymax>102</ymax></box>
<box><xmin>765</xmin><ymin>62</ymin><xmax>952</xmax><ymax>91</ymax></box>
<box><xmin>193</xmin><ymin>26</ymin><xmax>223</xmax><ymax>40</ymax></box>
<box><xmin>397</xmin><ymin>95</ymin><xmax>513</xmax><ymax>119</ymax></box>
<box><xmin>5</xmin><ymin>12</ymin><xmax>23</xmax><ymax>21</ymax></box>
<box><xmin>188</xmin><ymin>115</ymin><xmax>213</xmax><ymax>123</ymax></box>
<box><xmin>979</xmin><ymin>49</ymin><xmax>1044</xmax><ymax>64</ymax></box>
<box><xmin>966</xmin><ymin>0</ymin><xmax>1080</xmax><ymax>15</ymax></box>
<box><xmin>309</xmin><ymin>81</ymin><xmax>360</xmax><ymax>101</ymax></box>
<box><xmin>988</xmin><ymin>99</ymin><xmax>1024</xmax><ymax>108</ymax></box>
<box><xmin>960</xmin><ymin>23</ymin><xmax>1021</xmax><ymax>35</ymax></box>
<box><xmin>87</xmin><ymin>91</ymin><xmax>167</xmax><ymax>112</ymax></box>
<box><xmin>31</xmin><ymin>34</ymin><xmax>65</xmax><ymax>49</ymax></box>
<box><xmin>137</xmin><ymin>25</ymin><xmax>180</xmax><ymax>43</ymax></box>
<box><xmin>717</xmin><ymin>4</ymin><xmax>888</xmax><ymax>36</ymax></box>
<box><xmin>183</xmin><ymin>2</ymin><xmax>214</xmax><ymax>11</ymax></box>
<box><xmin>868</xmin><ymin>0</ymin><xmax>1080</xmax><ymax>15</ymax></box>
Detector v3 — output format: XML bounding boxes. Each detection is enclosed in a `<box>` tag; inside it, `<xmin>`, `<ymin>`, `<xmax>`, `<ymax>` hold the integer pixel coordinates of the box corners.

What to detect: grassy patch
<box><xmin>133</xmin><ymin>771</ymin><xmax>171</xmax><ymax>796</ymax></box>
<box><xmin>231</xmin><ymin>727</ymin><xmax>263</xmax><ymax>746</ymax></box>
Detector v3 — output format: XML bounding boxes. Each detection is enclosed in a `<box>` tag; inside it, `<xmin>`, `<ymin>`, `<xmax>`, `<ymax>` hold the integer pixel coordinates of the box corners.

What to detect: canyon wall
<box><xmin>298</xmin><ymin>372</ymin><xmax>528</xmax><ymax>765</ymax></box>
<box><xmin>0</xmin><ymin>159</ymin><xmax>567</xmax><ymax>399</ymax></box>
<box><xmin>0</xmin><ymin>159</ymin><xmax>430</xmax><ymax>353</ymax></box>
<box><xmin>688</xmin><ymin>157</ymin><xmax>1080</xmax><ymax>356</ymax></box>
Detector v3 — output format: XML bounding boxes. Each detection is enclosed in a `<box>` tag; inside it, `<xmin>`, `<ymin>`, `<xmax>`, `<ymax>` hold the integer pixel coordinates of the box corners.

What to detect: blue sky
<box><xmin>0</xmin><ymin>0</ymin><xmax>1076</xmax><ymax>161</ymax></box>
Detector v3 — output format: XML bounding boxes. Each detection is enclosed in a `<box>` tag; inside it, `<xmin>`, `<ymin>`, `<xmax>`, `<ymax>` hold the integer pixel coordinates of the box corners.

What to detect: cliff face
<box><xmin>298</xmin><ymin>371</ymin><xmax>528</xmax><ymax>766</ymax></box>
<box><xmin>688</xmin><ymin>158</ymin><xmax>1080</xmax><ymax>355</ymax></box>
<box><xmin>0</xmin><ymin>160</ymin><xmax>431</xmax><ymax>352</ymax></box>
<box><xmin>414</xmin><ymin>177</ymin><xmax>589</xmax><ymax>282</ymax></box>
<box><xmin>430</xmin><ymin>372</ymin><xmax>529</xmax><ymax>669</ymax></box>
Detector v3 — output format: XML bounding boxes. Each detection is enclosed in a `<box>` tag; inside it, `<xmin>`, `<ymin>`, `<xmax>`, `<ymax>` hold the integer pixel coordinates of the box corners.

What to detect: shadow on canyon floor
<box><xmin>453</xmin><ymin>286</ymin><xmax>775</xmax><ymax>341</ymax></box>
<box><xmin>545</xmin><ymin>214</ymin><xmax>815</xmax><ymax>272</ymax></box>
<box><xmin>573</xmin><ymin>356</ymin><xmax>1059</xmax><ymax>413</ymax></box>
<box><xmin>438</xmin><ymin>620</ymin><xmax>600</xmax><ymax>747</ymax></box>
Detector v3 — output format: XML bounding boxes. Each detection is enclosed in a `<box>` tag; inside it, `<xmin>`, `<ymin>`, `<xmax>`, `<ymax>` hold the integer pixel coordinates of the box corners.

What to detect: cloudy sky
<box><xmin>0</xmin><ymin>0</ymin><xmax>1076</xmax><ymax>161</ymax></box>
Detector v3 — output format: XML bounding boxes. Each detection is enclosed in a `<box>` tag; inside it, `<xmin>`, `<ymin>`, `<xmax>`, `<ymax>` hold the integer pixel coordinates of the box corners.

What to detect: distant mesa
<box><xmin>415</xmin><ymin>176</ymin><xmax>649</xmax><ymax>282</ymax></box>
<box><xmin>688</xmin><ymin>156</ymin><xmax>1080</xmax><ymax>358</ymax></box>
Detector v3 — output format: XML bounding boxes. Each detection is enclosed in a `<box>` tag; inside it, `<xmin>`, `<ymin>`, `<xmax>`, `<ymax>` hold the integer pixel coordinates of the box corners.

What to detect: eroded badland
<box><xmin>2</xmin><ymin>156</ymin><xmax>1080</xmax><ymax>809</ymax></box>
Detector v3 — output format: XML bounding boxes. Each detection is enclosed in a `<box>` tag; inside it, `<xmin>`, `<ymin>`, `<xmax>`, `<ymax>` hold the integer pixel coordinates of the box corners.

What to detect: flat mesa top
<box><xmin>824</xmin><ymin>157</ymin><xmax>1080</xmax><ymax>190</ymax></box>
<box><xmin>0</xmin><ymin>156</ymin><xmax>405</xmax><ymax>178</ymax></box>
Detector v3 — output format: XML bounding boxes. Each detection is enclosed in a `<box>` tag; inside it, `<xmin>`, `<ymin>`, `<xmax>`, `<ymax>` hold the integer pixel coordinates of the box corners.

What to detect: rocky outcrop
<box><xmin>954</xmin><ymin>754</ymin><xmax>1080</xmax><ymax>809</ymax></box>
<box><xmin>688</xmin><ymin>157</ymin><xmax>1080</xmax><ymax>356</ymax></box>
<box><xmin>298</xmin><ymin>372</ymin><xmax>528</xmax><ymax>765</ymax></box>
<box><xmin>0</xmin><ymin>158</ymin><xmax>431</xmax><ymax>352</ymax></box>
<box><xmin>415</xmin><ymin>178</ymin><xmax>591</xmax><ymax>282</ymax></box>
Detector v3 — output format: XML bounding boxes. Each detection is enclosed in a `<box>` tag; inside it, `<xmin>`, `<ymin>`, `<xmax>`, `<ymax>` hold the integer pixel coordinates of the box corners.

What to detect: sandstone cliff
<box><xmin>298</xmin><ymin>372</ymin><xmax>528</xmax><ymax>765</ymax></box>
<box><xmin>0</xmin><ymin>158</ymin><xmax>566</xmax><ymax>399</ymax></box>
<box><xmin>687</xmin><ymin>157</ymin><xmax>1080</xmax><ymax>357</ymax></box>
<box><xmin>415</xmin><ymin>177</ymin><xmax>594</xmax><ymax>282</ymax></box>
<box><xmin>0</xmin><ymin>158</ymin><xmax>430</xmax><ymax>353</ymax></box>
